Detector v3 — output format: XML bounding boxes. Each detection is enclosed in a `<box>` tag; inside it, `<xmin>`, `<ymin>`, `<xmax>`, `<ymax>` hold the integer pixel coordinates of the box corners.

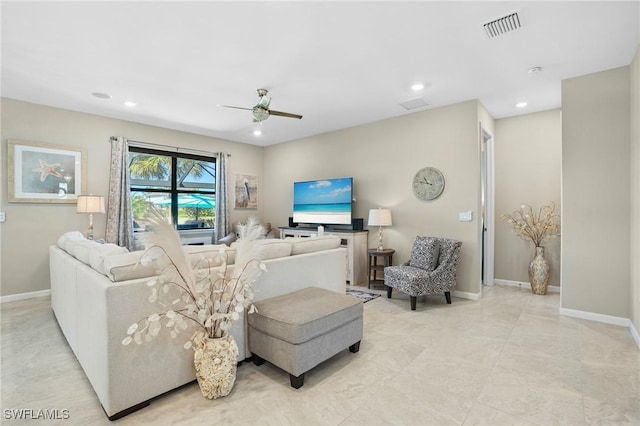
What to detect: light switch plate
<box><xmin>458</xmin><ymin>211</ymin><xmax>473</xmax><ymax>222</ymax></box>
<box><xmin>0</xmin><ymin>212</ymin><xmax>5</xmax><ymax>222</ymax></box>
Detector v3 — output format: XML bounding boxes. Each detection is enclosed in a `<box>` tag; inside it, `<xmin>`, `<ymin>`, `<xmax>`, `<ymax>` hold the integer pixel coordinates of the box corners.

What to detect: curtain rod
<box><xmin>109</xmin><ymin>136</ymin><xmax>231</xmax><ymax>157</ymax></box>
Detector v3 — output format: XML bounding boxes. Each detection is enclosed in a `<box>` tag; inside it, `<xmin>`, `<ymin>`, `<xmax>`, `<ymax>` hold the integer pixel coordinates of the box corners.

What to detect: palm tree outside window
<box><xmin>129</xmin><ymin>147</ymin><xmax>216</xmax><ymax>232</ymax></box>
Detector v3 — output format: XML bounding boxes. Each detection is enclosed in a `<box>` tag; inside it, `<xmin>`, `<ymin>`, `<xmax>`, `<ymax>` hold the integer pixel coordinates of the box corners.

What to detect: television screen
<box><xmin>293</xmin><ymin>177</ymin><xmax>353</xmax><ymax>225</ymax></box>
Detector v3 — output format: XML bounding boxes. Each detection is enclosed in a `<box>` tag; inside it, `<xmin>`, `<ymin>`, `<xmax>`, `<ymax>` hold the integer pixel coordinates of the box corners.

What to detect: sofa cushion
<box><xmin>57</xmin><ymin>231</ymin><xmax>86</xmax><ymax>251</ymax></box>
<box><xmin>252</xmin><ymin>239</ymin><xmax>292</xmax><ymax>260</ymax></box>
<box><xmin>102</xmin><ymin>251</ymin><xmax>159</xmax><ymax>282</ymax></box>
<box><xmin>287</xmin><ymin>236</ymin><xmax>341</xmax><ymax>255</ymax></box>
<box><xmin>233</xmin><ymin>239</ymin><xmax>292</xmax><ymax>260</ymax></box>
<box><xmin>89</xmin><ymin>243</ymin><xmax>129</xmax><ymax>274</ymax></box>
<box><xmin>183</xmin><ymin>244</ymin><xmax>234</xmax><ymax>267</ymax></box>
<box><xmin>409</xmin><ymin>237</ymin><xmax>440</xmax><ymax>271</ymax></box>
<box><xmin>221</xmin><ymin>248</ymin><xmax>237</xmax><ymax>265</ymax></box>
<box><xmin>66</xmin><ymin>240</ymin><xmax>104</xmax><ymax>265</ymax></box>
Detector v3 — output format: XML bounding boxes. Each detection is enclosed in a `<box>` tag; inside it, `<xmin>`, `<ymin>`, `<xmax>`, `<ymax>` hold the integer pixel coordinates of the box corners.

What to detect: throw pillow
<box><xmin>103</xmin><ymin>251</ymin><xmax>158</xmax><ymax>282</ymax></box>
<box><xmin>66</xmin><ymin>240</ymin><xmax>103</xmax><ymax>265</ymax></box>
<box><xmin>183</xmin><ymin>244</ymin><xmax>232</xmax><ymax>268</ymax></box>
<box><xmin>89</xmin><ymin>243</ymin><xmax>129</xmax><ymax>275</ymax></box>
<box><xmin>409</xmin><ymin>237</ymin><xmax>440</xmax><ymax>271</ymax></box>
<box><xmin>57</xmin><ymin>231</ymin><xmax>85</xmax><ymax>251</ymax></box>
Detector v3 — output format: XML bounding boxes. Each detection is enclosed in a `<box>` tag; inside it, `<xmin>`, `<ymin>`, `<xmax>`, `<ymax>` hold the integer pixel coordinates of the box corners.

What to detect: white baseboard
<box><xmin>494</xmin><ymin>281</ymin><xmax>638</xmax><ymax>350</ymax></box>
<box><xmin>452</xmin><ymin>290</ymin><xmax>480</xmax><ymax>301</ymax></box>
<box><xmin>558</xmin><ymin>308</ymin><xmax>639</xmax><ymax>350</ymax></box>
<box><xmin>559</xmin><ymin>307</ymin><xmax>631</xmax><ymax>328</ymax></box>
<box><xmin>630</xmin><ymin>322</ymin><xmax>640</xmax><ymax>349</ymax></box>
<box><xmin>494</xmin><ymin>279</ymin><xmax>560</xmax><ymax>293</ymax></box>
<box><xmin>1</xmin><ymin>289</ymin><xmax>51</xmax><ymax>303</ymax></box>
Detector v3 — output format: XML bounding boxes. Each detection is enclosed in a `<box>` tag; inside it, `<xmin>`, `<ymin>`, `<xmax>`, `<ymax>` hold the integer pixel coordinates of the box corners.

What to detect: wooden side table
<box><xmin>367</xmin><ymin>248</ymin><xmax>395</xmax><ymax>289</ymax></box>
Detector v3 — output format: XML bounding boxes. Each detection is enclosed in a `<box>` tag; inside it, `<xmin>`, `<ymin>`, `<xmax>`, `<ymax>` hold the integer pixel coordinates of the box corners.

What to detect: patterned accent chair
<box><xmin>384</xmin><ymin>236</ymin><xmax>462</xmax><ymax>310</ymax></box>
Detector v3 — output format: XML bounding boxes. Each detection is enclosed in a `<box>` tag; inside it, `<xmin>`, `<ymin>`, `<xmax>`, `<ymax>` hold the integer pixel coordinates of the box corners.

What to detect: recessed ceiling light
<box><xmin>411</xmin><ymin>83</ymin><xmax>425</xmax><ymax>91</ymax></box>
<box><xmin>123</xmin><ymin>101</ymin><xmax>137</xmax><ymax>107</ymax></box>
<box><xmin>92</xmin><ymin>92</ymin><xmax>111</xmax><ymax>99</ymax></box>
<box><xmin>253</xmin><ymin>129</ymin><xmax>262</xmax><ymax>136</ymax></box>
<box><xmin>516</xmin><ymin>101</ymin><xmax>528</xmax><ymax>108</ymax></box>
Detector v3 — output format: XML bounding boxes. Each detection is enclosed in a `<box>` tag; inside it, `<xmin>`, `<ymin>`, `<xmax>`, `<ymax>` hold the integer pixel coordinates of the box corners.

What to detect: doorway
<box><xmin>480</xmin><ymin>127</ymin><xmax>495</xmax><ymax>286</ymax></box>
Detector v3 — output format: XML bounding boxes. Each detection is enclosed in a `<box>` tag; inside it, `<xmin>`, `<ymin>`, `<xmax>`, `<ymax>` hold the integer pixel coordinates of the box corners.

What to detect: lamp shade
<box><xmin>76</xmin><ymin>195</ymin><xmax>105</xmax><ymax>214</ymax></box>
<box><xmin>368</xmin><ymin>208</ymin><xmax>392</xmax><ymax>227</ymax></box>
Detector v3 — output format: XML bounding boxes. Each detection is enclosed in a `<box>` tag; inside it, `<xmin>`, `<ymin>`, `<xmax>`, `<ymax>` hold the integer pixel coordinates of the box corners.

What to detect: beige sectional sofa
<box><xmin>49</xmin><ymin>232</ymin><xmax>346</xmax><ymax>419</ymax></box>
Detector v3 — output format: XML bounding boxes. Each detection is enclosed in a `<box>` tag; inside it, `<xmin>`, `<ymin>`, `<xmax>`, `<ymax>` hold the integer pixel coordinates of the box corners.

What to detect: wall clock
<box><xmin>412</xmin><ymin>167</ymin><xmax>445</xmax><ymax>201</ymax></box>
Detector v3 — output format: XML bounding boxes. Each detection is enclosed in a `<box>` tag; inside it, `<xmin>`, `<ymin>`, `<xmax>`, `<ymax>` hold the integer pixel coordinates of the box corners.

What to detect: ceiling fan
<box><xmin>220</xmin><ymin>89</ymin><xmax>303</xmax><ymax>123</ymax></box>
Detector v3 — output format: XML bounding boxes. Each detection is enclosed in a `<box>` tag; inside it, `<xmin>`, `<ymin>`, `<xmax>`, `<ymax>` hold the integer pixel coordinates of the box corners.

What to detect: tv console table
<box><xmin>279</xmin><ymin>227</ymin><xmax>368</xmax><ymax>286</ymax></box>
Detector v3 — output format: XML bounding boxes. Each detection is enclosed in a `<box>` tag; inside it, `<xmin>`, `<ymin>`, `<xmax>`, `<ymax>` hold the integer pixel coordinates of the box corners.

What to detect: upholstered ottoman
<box><xmin>248</xmin><ymin>286</ymin><xmax>363</xmax><ymax>389</ymax></box>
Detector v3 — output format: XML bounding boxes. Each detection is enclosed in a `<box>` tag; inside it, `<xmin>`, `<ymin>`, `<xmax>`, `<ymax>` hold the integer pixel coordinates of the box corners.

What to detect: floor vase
<box><xmin>194</xmin><ymin>335</ymin><xmax>239</xmax><ymax>399</ymax></box>
<box><xmin>528</xmin><ymin>246</ymin><xmax>550</xmax><ymax>295</ymax></box>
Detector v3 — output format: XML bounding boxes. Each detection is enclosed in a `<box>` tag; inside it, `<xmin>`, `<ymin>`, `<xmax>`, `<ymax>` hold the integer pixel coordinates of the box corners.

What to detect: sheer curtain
<box><xmin>105</xmin><ymin>136</ymin><xmax>134</xmax><ymax>250</ymax></box>
<box><xmin>215</xmin><ymin>152</ymin><xmax>229</xmax><ymax>242</ymax></box>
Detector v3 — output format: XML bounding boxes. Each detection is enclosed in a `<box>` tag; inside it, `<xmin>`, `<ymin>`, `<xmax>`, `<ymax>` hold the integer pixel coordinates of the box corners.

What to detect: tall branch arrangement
<box><xmin>122</xmin><ymin>215</ymin><xmax>266</xmax><ymax>350</ymax></box>
<box><xmin>500</xmin><ymin>203</ymin><xmax>560</xmax><ymax>247</ymax></box>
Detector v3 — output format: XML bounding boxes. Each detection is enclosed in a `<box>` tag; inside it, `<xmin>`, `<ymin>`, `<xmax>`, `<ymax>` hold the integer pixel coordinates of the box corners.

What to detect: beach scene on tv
<box><xmin>293</xmin><ymin>178</ymin><xmax>352</xmax><ymax>225</ymax></box>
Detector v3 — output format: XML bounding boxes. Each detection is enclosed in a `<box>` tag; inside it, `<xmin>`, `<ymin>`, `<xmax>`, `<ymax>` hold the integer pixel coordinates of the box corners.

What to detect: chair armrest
<box><xmin>429</xmin><ymin>241</ymin><xmax>462</xmax><ymax>278</ymax></box>
<box><xmin>217</xmin><ymin>232</ymin><xmax>236</xmax><ymax>246</ymax></box>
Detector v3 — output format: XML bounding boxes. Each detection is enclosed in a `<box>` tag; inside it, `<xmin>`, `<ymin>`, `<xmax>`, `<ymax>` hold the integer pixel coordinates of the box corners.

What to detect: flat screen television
<box><xmin>293</xmin><ymin>177</ymin><xmax>353</xmax><ymax>225</ymax></box>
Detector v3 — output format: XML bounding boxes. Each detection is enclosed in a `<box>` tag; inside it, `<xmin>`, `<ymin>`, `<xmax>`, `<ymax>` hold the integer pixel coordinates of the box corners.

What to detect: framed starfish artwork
<box><xmin>7</xmin><ymin>139</ymin><xmax>86</xmax><ymax>203</ymax></box>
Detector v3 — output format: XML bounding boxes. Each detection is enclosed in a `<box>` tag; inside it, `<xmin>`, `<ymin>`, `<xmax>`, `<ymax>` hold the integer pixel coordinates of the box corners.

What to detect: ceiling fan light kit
<box><xmin>221</xmin><ymin>89</ymin><xmax>303</xmax><ymax>123</ymax></box>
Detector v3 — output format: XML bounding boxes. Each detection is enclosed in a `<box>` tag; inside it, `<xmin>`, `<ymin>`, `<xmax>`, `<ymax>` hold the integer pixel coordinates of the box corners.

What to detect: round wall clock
<box><xmin>412</xmin><ymin>167</ymin><xmax>445</xmax><ymax>201</ymax></box>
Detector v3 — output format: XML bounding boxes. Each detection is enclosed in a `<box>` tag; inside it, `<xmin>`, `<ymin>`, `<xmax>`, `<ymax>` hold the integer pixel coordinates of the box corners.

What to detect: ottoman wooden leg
<box><xmin>386</xmin><ymin>286</ymin><xmax>393</xmax><ymax>298</ymax></box>
<box><xmin>349</xmin><ymin>341</ymin><xmax>360</xmax><ymax>353</ymax></box>
<box><xmin>290</xmin><ymin>373</ymin><xmax>305</xmax><ymax>389</ymax></box>
<box><xmin>410</xmin><ymin>296</ymin><xmax>417</xmax><ymax>311</ymax></box>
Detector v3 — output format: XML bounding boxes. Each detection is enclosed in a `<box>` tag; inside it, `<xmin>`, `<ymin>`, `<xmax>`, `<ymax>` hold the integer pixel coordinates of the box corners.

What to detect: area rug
<box><xmin>346</xmin><ymin>288</ymin><xmax>381</xmax><ymax>303</ymax></box>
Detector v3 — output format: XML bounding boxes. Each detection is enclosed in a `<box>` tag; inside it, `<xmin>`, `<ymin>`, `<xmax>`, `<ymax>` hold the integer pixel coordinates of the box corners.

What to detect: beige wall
<box><xmin>2</xmin><ymin>98</ymin><xmax>490</xmax><ymax>298</ymax></box>
<box><xmin>0</xmin><ymin>98</ymin><xmax>264</xmax><ymax>297</ymax></box>
<box><xmin>4</xmin><ymin>58</ymin><xmax>637</xmax><ymax>326</ymax></box>
<box><xmin>263</xmin><ymin>100</ymin><xmax>488</xmax><ymax>295</ymax></box>
<box><xmin>630</xmin><ymin>46</ymin><xmax>640</xmax><ymax>333</ymax></box>
<box><xmin>494</xmin><ymin>110</ymin><xmax>562</xmax><ymax>286</ymax></box>
<box><xmin>561</xmin><ymin>67</ymin><xmax>631</xmax><ymax>317</ymax></box>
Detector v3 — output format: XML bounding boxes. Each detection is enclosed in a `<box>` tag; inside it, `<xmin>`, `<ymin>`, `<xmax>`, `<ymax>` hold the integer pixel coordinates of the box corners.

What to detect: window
<box><xmin>129</xmin><ymin>147</ymin><xmax>216</xmax><ymax>232</ymax></box>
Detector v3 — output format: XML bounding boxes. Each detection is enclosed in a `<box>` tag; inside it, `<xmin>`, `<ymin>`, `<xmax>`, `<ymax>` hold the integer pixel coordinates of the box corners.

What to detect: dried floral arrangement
<box><xmin>122</xmin><ymin>216</ymin><xmax>267</xmax><ymax>349</ymax></box>
<box><xmin>501</xmin><ymin>203</ymin><xmax>560</xmax><ymax>247</ymax></box>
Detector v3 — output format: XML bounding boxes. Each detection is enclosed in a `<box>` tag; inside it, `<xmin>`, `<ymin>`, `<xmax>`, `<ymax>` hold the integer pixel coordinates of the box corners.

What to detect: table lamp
<box><xmin>368</xmin><ymin>208</ymin><xmax>392</xmax><ymax>251</ymax></box>
<box><xmin>77</xmin><ymin>194</ymin><xmax>105</xmax><ymax>240</ymax></box>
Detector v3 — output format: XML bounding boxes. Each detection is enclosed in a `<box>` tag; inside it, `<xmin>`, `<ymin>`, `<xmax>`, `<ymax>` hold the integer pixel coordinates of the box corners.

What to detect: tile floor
<box><xmin>1</xmin><ymin>285</ymin><xmax>638</xmax><ymax>425</ymax></box>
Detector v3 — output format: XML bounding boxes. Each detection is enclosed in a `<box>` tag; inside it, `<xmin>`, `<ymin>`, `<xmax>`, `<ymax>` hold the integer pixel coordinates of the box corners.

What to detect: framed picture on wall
<box><xmin>7</xmin><ymin>139</ymin><xmax>86</xmax><ymax>203</ymax></box>
<box><xmin>234</xmin><ymin>173</ymin><xmax>258</xmax><ymax>209</ymax></box>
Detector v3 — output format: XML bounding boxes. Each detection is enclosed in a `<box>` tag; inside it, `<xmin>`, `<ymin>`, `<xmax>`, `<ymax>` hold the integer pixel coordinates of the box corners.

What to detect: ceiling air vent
<box><xmin>399</xmin><ymin>97</ymin><xmax>428</xmax><ymax>111</ymax></box>
<box><xmin>483</xmin><ymin>12</ymin><xmax>521</xmax><ymax>38</ymax></box>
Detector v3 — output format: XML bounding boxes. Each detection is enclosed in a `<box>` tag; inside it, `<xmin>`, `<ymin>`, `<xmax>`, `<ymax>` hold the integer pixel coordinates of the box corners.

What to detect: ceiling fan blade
<box><xmin>268</xmin><ymin>110</ymin><xmax>303</xmax><ymax>119</ymax></box>
<box><xmin>219</xmin><ymin>105</ymin><xmax>253</xmax><ymax>111</ymax></box>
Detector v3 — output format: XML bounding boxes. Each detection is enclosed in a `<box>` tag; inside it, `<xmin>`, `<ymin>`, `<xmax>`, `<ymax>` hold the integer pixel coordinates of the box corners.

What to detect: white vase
<box><xmin>528</xmin><ymin>246</ymin><xmax>550</xmax><ymax>295</ymax></box>
<box><xmin>193</xmin><ymin>335</ymin><xmax>239</xmax><ymax>399</ymax></box>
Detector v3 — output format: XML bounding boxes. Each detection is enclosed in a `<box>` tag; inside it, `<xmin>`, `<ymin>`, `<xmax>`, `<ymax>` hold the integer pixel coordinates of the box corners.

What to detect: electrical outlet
<box><xmin>0</xmin><ymin>212</ymin><xmax>5</xmax><ymax>222</ymax></box>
